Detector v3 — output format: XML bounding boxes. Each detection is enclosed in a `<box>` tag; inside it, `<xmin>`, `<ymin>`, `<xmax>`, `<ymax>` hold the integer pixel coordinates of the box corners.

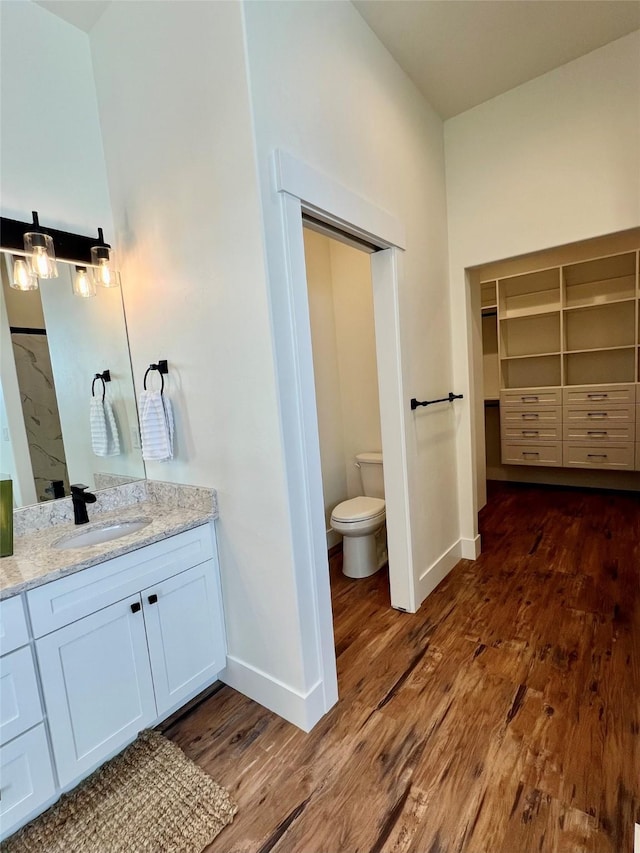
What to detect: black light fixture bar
<box><xmin>0</xmin><ymin>211</ymin><xmax>109</xmax><ymax>265</ymax></box>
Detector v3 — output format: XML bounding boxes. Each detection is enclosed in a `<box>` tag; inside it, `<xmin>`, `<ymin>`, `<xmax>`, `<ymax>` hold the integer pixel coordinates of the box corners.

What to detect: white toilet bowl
<box><xmin>331</xmin><ymin>496</ymin><xmax>386</xmax><ymax>578</ymax></box>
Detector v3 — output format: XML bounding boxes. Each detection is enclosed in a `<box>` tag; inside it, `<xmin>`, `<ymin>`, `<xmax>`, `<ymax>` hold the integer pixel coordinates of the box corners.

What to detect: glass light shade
<box><xmin>24</xmin><ymin>232</ymin><xmax>58</xmax><ymax>279</ymax></box>
<box><xmin>90</xmin><ymin>245</ymin><xmax>121</xmax><ymax>288</ymax></box>
<box><xmin>11</xmin><ymin>258</ymin><xmax>39</xmax><ymax>291</ymax></box>
<box><xmin>73</xmin><ymin>267</ymin><xmax>96</xmax><ymax>298</ymax></box>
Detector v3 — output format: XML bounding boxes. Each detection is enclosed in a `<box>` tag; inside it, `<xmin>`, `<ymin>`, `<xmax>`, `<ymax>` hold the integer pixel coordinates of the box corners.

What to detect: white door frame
<box><xmin>272</xmin><ymin>151</ymin><xmax>415</xmax><ymax>720</ymax></box>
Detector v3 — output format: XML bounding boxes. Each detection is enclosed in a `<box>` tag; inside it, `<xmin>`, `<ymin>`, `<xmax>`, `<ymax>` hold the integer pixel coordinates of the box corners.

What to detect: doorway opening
<box><xmin>302</xmin><ymin>222</ymin><xmax>391</xmax><ymax>620</ymax></box>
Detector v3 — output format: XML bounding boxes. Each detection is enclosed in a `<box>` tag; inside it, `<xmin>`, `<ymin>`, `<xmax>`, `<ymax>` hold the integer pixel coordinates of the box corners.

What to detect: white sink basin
<box><xmin>54</xmin><ymin>519</ymin><xmax>152</xmax><ymax>550</ymax></box>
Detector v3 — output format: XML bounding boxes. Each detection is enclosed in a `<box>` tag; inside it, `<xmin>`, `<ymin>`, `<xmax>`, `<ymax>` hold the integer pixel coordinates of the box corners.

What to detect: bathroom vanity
<box><xmin>0</xmin><ymin>484</ymin><xmax>226</xmax><ymax>841</ymax></box>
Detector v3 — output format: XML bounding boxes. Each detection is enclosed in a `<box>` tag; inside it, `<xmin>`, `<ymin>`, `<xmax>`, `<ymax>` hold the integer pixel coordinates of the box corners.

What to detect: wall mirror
<box><xmin>0</xmin><ymin>252</ymin><xmax>145</xmax><ymax>508</ymax></box>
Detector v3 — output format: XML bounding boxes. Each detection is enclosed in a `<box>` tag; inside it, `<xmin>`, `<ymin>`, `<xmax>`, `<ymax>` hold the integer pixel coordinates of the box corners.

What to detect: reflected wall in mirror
<box><xmin>0</xmin><ymin>254</ymin><xmax>145</xmax><ymax>507</ymax></box>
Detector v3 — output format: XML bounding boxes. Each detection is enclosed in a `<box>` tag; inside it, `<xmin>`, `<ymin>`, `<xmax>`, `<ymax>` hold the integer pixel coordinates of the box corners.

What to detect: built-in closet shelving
<box><xmin>480</xmin><ymin>247</ymin><xmax>640</xmax><ymax>472</ymax></box>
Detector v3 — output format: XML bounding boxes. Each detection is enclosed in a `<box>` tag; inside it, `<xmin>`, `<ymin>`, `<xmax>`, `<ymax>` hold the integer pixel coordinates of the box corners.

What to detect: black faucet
<box><xmin>70</xmin><ymin>484</ymin><xmax>97</xmax><ymax>525</ymax></box>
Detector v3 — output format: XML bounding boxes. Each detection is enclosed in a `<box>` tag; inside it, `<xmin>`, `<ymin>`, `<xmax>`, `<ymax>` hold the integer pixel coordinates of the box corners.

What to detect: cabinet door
<box><xmin>36</xmin><ymin>595</ymin><xmax>156</xmax><ymax>787</ymax></box>
<box><xmin>142</xmin><ymin>561</ymin><xmax>226</xmax><ymax>717</ymax></box>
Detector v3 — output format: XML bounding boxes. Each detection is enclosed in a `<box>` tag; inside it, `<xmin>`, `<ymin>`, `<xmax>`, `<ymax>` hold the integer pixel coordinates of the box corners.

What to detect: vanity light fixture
<box><xmin>23</xmin><ymin>212</ymin><xmax>58</xmax><ymax>279</ymax></box>
<box><xmin>10</xmin><ymin>257</ymin><xmax>39</xmax><ymax>291</ymax></box>
<box><xmin>1</xmin><ymin>212</ymin><xmax>122</xmax><ymax>298</ymax></box>
<box><xmin>90</xmin><ymin>228</ymin><xmax>120</xmax><ymax>288</ymax></box>
<box><xmin>73</xmin><ymin>266</ymin><xmax>96</xmax><ymax>299</ymax></box>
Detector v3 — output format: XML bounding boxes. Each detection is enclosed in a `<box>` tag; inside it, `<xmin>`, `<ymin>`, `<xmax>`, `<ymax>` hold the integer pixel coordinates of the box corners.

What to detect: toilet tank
<box><xmin>356</xmin><ymin>452</ymin><xmax>384</xmax><ymax>498</ymax></box>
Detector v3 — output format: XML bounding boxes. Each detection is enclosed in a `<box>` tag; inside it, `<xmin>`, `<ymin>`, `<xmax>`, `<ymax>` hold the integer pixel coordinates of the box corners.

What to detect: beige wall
<box><xmin>303</xmin><ymin>229</ymin><xmax>381</xmax><ymax>530</ymax></box>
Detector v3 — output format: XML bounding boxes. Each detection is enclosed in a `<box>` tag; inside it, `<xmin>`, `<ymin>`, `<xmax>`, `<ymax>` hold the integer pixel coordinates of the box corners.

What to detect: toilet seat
<box><xmin>331</xmin><ymin>496</ymin><xmax>385</xmax><ymax>524</ymax></box>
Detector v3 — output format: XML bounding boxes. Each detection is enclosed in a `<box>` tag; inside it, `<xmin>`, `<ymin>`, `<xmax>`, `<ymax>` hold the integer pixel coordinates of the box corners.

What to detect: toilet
<box><xmin>330</xmin><ymin>452</ymin><xmax>387</xmax><ymax>579</ymax></box>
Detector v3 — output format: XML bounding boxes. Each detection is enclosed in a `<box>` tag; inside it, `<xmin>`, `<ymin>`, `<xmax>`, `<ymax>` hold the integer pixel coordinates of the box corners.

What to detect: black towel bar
<box><xmin>411</xmin><ymin>392</ymin><xmax>463</xmax><ymax>410</ymax></box>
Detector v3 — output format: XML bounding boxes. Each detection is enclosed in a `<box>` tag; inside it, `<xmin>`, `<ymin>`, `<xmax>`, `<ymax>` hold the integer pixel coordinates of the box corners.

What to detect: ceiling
<box><xmin>354</xmin><ymin>0</ymin><xmax>640</xmax><ymax>118</ymax></box>
<box><xmin>34</xmin><ymin>0</ymin><xmax>640</xmax><ymax>119</ymax></box>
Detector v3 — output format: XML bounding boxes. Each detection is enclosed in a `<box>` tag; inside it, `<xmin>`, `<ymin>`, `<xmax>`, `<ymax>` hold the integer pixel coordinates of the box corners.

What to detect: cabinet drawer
<box><xmin>27</xmin><ymin>524</ymin><xmax>213</xmax><ymax>638</ymax></box>
<box><xmin>0</xmin><ymin>597</ymin><xmax>29</xmax><ymax>656</ymax></box>
<box><xmin>0</xmin><ymin>647</ymin><xmax>43</xmax><ymax>746</ymax></box>
<box><xmin>501</xmin><ymin>441</ymin><xmax>562</xmax><ymax>467</ymax></box>
<box><xmin>562</xmin><ymin>442</ymin><xmax>635</xmax><ymax>470</ymax></box>
<box><xmin>501</xmin><ymin>406</ymin><xmax>561</xmax><ymax>425</ymax></box>
<box><xmin>500</xmin><ymin>388</ymin><xmax>561</xmax><ymax>407</ymax></box>
<box><xmin>563</xmin><ymin>404</ymin><xmax>634</xmax><ymax>426</ymax></box>
<box><xmin>636</xmin><ymin>407</ymin><xmax>640</xmax><ymax>443</ymax></box>
<box><xmin>562</xmin><ymin>424</ymin><xmax>633</xmax><ymax>442</ymax></box>
<box><xmin>0</xmin><ymin>724</ymin><xmax>56</xmax><ymax>840</ymax></box>
<box><xmin>502</xmin><ymin>424</ymin><xmax>561</xmax><ymax>441</ymax></box>
<box><xmin>562</xmin><ymin>384</ymin><xmax>636</xmax><ymax>405</ymax></box>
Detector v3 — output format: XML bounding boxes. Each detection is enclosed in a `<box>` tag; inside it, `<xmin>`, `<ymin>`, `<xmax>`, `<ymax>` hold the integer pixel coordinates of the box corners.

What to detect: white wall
<box><xmin>303</xmin><ymin>229</ymin><xmax>381</xmax><ymax>528</ymax></box>
<box><xmin>244</xmin><ymin>0</ymin><xmax>458</xmax><ymax>616</ymax></box>
<box><xmin>445</xmin><ymin>31</ymin><xmax>640</xmax><ymax>538</ymax></box>
<box><xmin>0</xmin><ymin>1</ymin><xmax>113</xmax><ymax>234</ymax></box>
<box><xmin>89</xmin><ymin>2</ymin><xmax>310</xmax><ymax>705</ymax></box>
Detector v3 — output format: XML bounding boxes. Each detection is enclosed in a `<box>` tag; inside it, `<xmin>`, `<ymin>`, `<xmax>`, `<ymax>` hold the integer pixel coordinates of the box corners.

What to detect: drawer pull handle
<box><xmin>148</xmin><ymin>594</ymin><xmax>158</xmax><ymax>605</ymax></box>
<box><xmin>587</xmin><ymin>431</ymin><xmax>607</xmax><ymax>436</ymax></box>
<box><xmin>587</xmin><ymin>453</ymin><xmax>607</xmax><ymax>459</ymax></box>
<box><xmin>587</xmin><ymin>412</ymin><xmax>607</xmax><ymax>418</ymax></box>
<box><xmin>587</xmin><ymin>393</ymin><xmax>608</xmax><ymax>399</ymax></box>
<box><xmin>130</xmin><ymin>602</ymin><xmax>141</xmax><ymax>614</ymax></box>
<box><xmin>522</xmin><ymin>451</ymin><xmax>540</xmax><ymax>457</ymax></box>
<box><xmin>521</xmin><ymin>413</ymin><xmax>539</xmax><ymax>420</ymax></box>
<box><xmin>521</xmin><ymin>395</ymin><xmax>539</xmax><ymax>402</ymax></box>
<box><xmin>522</xmin><ymin>430</ymin><xmax>539</xmax><ymax>436</ymax></box>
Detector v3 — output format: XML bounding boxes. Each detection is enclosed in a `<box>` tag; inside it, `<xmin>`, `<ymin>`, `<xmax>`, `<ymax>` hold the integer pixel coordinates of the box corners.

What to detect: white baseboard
<box><xmin>220</xmin><ymin>655</ymin><xmax>327</xmax><ymax>732</ymax></box>
<box><xmin>326</xmin><ymin>528</ymin><xmax>341</xmax><ymax>550</ymax></box>
<box><xmin>417</xmin><ymin>539</ymin><xmax>463</xmax><ymax>602</ymax></box>
<box><xmin>461</xmin><ymin>534</ymin><xmax>481</xmax><ymax>559</ymax></box>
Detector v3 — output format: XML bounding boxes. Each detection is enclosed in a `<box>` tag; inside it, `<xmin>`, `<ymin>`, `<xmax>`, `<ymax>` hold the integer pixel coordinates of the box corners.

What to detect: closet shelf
<box><xmin>500</xmin><ymin>351</ymin><xmax>561</xmax><ymax>361</ymax></box>
<box><xmin>500</xmin><ymin>305</ymin><xmax>560</xmax><ymax>320</ymax></box>
<box><xmin>562</xmin><ymin>296</ymin><xmax>636</xmax><ymax>312</ymax></box>
<box><xmin>564</xmin><ymin>345</ymin><xmax>636</xmax><ymax>355</ymax></box>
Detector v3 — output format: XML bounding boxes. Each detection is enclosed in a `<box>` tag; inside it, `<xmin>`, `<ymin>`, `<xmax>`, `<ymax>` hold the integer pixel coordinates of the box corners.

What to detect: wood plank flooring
<box><xmin>165</xmin><ymin>482</ymin><xmax>639</xmax><ymax>853</ymax></box>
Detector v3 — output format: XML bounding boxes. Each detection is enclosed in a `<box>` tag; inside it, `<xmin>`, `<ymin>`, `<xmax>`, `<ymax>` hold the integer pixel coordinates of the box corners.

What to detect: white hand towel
<box><xmin>90</xmin><ymin>397</ymin><xmax>121</xmax><ymax>456</ymax></box>
<box><xmin>139</xmin><ymin>390</ymin><xmax>174</xmax><ymax>462</ymax></box>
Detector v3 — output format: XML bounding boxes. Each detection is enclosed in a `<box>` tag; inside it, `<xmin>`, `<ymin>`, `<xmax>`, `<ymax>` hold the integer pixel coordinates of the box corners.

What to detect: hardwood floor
<box><xmin>165</xmin><ymin>482</ymin><xmax>640</xmax><ymax>853</ymax></box>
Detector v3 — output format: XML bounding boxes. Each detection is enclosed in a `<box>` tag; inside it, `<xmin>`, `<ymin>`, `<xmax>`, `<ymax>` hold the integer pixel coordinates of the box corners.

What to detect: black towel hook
<box><xmin>143</xmin><ymin>359</ymin><xmax>169</xmax><ymax>394</ymax></box>
<box><xmin>91</xmin><ymin>369</ymin><xmax>111</xmax><ymax>403</ymax></box>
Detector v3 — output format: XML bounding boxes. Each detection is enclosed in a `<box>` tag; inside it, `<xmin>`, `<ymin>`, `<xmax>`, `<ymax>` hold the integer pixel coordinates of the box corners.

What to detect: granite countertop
<box><xmin>1</xmin><ymin>481</ymin><xmax>217</xmax><ymax>601</ymax></box>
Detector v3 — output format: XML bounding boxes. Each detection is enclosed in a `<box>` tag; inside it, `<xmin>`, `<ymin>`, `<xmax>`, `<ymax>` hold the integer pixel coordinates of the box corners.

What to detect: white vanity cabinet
<box><xmin>24</xmin><ymin>523</ymin><xmax>226</xmax><ymax>794</ymax></box>
<box><xmin>0</xmin><ymin>597</ymin><xmax>56</xmax><ymax>840</ymax></box>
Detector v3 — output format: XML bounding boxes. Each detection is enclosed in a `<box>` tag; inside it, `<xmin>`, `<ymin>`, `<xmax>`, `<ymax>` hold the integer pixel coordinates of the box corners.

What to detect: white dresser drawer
<box><xmin>501</xmin><ymin>406</ymin><xmax>561</xmax><ymax>426</ymax></box>
<box><xmin>562</xmin><ymin>424</ymin><xmax>633</xmax><ymax>442</ymax></box>
<box><xmin>27</xmin><ymin>525</ymin><xmax>213</xmax><ymax>638</ymax></box>
<box><xmin>562</xmin><ymin>442</ymin><xmax>635</xmax><ymax>470</ymax></box>
<box><xmin>502</xmin><ymin>423</ymin><xmax>561</xmax><ymax>441</ymax></box>
<box><xmin>0</xmin><ymin>597</ymin><xmax>29</xmax><ymax>656</ymax></box>
<box><xmin>501</xmin><ymin>441</ymin><xmax>562</xmax><ymax>467</ymax></box>
<box><xmin>500</xmin><ymin>388</ymin><xmax>561</xmax><ymax>407</ymax></box>
<box><xmin>563</xmin><ymin>404</ymin><xmax>635</xmax><ymax>427</ymax></box>
<box><xmin>562</xmin><ymin>384</ymin><xmax>636</xmax><ymax>405</ymax></box>
<box><xmin>0</xmin><ymin>647</ymin><xmax>43</xmax><ymax>746</ymax></box>
<box><xmin>0</xmin><ymin>724</ymin><xmax>56</xmax><ymax>841</ymax></box>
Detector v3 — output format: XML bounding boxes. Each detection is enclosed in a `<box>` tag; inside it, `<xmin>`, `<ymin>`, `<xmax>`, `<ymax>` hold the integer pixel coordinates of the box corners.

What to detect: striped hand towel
<box><xmin>139</xmin><ymin>390</ymin><xmax>174</xmax><ymax>462</ymax></box>
<box><xmin>90</xmin><ymin>397</ymin><xmax>121</xmax><ymax>456</ymax></box>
